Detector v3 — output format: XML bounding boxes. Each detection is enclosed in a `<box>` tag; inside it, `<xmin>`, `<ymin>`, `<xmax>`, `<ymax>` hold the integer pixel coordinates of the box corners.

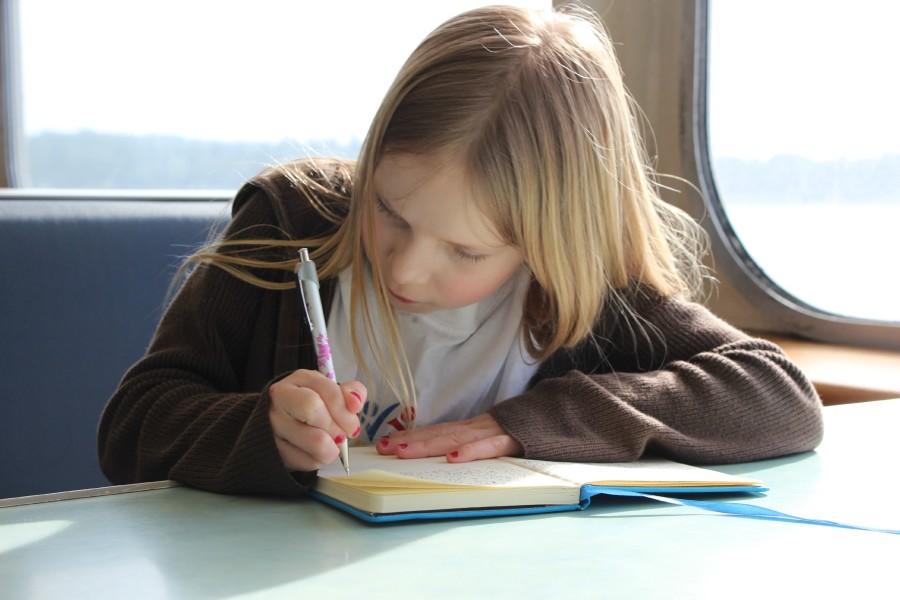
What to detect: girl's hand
<box><xmin>267</xmin><ymin>369</ymin><xmax>366</xmax><ymax>472</ymax></box>
<box><xmin>376</xmin><ymin>413</ymin><xmax>523</xmax><ymax>462</ymax></box>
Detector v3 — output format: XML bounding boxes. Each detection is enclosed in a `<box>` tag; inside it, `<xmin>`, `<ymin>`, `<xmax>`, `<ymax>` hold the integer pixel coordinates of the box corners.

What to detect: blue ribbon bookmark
<box><xmin>583</xmin><ymin>487</ymin><xmax>900</xmax><ymax>536</ymax></box>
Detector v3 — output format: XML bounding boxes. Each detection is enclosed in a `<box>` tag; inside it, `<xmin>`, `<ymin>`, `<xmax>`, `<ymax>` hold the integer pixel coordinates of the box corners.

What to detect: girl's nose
<box><xmin>389</xmin><ymin>237</ymin><xmax>432</xmax><ymax>286</ymax></box>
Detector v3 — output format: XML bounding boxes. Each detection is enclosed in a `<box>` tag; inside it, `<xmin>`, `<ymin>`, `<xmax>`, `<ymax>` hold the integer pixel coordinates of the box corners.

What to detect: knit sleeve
<box><xmin>97</xmin><ymin>183</ymin><xmax>314</xmax><ymax>496</ymax></box>
<box><xmin>489</xmin><ymin>295</ymin><xmax>824</xmax><ymax>465</ymax></box>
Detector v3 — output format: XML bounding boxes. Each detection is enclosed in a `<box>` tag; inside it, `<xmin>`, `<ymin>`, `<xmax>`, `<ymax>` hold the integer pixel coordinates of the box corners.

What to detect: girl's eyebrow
<box><xmin>375</xmin><ymin>192</ymin><xmax>494</xmax><ymax>253</ymax></box>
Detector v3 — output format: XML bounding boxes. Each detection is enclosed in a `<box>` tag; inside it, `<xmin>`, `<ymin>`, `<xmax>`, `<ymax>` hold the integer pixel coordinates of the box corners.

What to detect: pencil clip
<box><xmin>296</xmin><ymin>249</ymin><xmax>314</xmax><ymax>331</ymax></box>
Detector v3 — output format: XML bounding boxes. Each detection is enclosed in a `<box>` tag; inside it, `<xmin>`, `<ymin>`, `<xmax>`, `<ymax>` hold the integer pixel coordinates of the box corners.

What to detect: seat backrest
<box><xmin>0</xmin><ymin>198</ymin><xmax>227</xmax><ymax>498</ymax></box>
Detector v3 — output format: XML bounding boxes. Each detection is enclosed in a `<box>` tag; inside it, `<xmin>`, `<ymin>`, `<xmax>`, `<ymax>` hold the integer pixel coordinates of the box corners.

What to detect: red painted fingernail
<box><xmin>352</xmin><ymin>425</ymin><xmax>361</xmax><ymax>438</ymax></box>
<box><xmin>398</xmin><ymin>443</ymin><xmax>408</xmax><ymax>450</ymax></box>
<box><xmin>378</xmin><ymin>437</ymin><xmax>390</xmax><ymax>448</ymax></box>
<box><xmin>334</xmin><ymin>434</ymin><xmax>346</xmax><ymax>444</ymax></box>
<box><xmin>449</xmin><ymin>450</ymin><xmax>459</xmax><ymax>459</ymax></box>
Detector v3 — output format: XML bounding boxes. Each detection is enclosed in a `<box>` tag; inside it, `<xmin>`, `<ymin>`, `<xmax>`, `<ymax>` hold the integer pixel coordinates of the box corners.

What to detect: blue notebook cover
<box><xmin>312</xmin><ymin>448</ymin><xmax>768</xmax><ymax>524</ymax></box>
<box><xmin>313</xmin><ymin>450</ymin><xmax>900</xmax><ymax>533</ymax></box>
<box><xmin>310</xmin><ymin>484</ymin><xmax>768</xmax><ymax>523</ymax></box>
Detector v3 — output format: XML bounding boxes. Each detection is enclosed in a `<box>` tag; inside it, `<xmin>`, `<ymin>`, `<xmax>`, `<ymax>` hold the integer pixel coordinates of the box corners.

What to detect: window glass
<box><xmin>708</xmin><ymin>1</ymin><xmax>900</xmax><ymax>322</ymax></box>
<box><xmin>16</xmin><ymin>0</ymin><xmax>548</xmax><ymax>191</ymax></box>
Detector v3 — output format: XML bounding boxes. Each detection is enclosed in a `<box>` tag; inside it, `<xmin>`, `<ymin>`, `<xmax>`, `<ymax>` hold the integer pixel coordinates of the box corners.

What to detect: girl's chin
<box><xmin>388</xmin><ymin>294</ymin><xmax>439</xmax><ymax>314</ymax></box>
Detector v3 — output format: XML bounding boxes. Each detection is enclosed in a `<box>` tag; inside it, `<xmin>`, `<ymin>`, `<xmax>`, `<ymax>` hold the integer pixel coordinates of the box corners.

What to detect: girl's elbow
<box><xmin>796</xmin><ymin>394</ymin><xmax>825</xmax><ymax>452</ymax></box>
<box><xmin>789</xmin><ymin>380</ymin><xmax>825</xmax><ymax>451</ymax></box>
<box><xmin>768</xmin><ymin>363</ymin><xmax>825</xmax><ymax>455</ymax></box>
<box><xmin>97</xmin><ymin>407</ymin><xmax>145</xmax><ymax>485</ymax></box>
<box><xmin>743</xmin><ymin>397</ymin><xmax>824</xmax><ymax>462</ymax></box>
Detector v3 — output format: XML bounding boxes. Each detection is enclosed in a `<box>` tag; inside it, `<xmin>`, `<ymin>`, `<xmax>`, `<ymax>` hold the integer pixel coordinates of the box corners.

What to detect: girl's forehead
<box><xmin>374</xmin><ymin>153</ymin><xmax>461</xmax><ymax>196</ymax></box>
<box><xmin>373</xmin><ymin>153</ymin><xmax>506</xmax><ymax>250</ymax></box>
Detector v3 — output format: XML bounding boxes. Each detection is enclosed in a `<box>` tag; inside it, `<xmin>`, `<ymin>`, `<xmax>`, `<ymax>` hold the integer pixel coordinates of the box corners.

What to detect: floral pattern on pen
<box><xmin>315</xmin><ymin>333</ymin><xmax>335</xmax><ymax>379</ymax></box>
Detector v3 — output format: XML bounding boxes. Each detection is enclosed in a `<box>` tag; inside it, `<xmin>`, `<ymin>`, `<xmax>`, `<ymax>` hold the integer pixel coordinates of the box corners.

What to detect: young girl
<box><xmin>98</xmin><ymin>5</ymin><xmax>823</xmax><ymax>496</ymax></box>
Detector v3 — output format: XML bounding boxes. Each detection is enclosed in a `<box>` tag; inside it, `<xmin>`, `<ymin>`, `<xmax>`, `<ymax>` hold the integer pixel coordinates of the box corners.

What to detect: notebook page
<box><xmin>501</xmin><ymin>457</ymin><xmax>762</xmax><ymax>487</ymax></box>
<box><xmin>319</xmin><ymin>446</ymin><xmax>573</xmax><ymax>490</ymax></box>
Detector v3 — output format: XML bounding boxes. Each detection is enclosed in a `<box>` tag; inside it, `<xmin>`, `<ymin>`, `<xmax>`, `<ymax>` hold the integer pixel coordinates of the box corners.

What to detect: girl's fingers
<box><xmin>274</xmin><ymin>385</ymin><xmax>333</xmax><ymax>431</ymax></box>
<box><xmin>291</xmin><ymin>372</ymin><xmax>360</xmax><ymax>437</ymax></box>
<box><xmin>268</xmin><ymin>370</ymin><xmax>364</xmax><ymax>470</ymax></box>
<box><xmin>377</xmin><ymin>413</ymin><xmax>517</xmax><ymax>460</ymax></box>
<box><xmin>274</xmin><ymin>436</ymin><xmax>321</xmax><ymax>472</ymax></box>
<box><xmin>391</xmin><ymin>429</ymin><xmax>482</xmax><ymax>458</ymax></box>
<box><xmin>382</xmin><ymin>420</ymin><xmax>469</xmax><ymax>448</ymax></box>
<box><xmin>339</xmin><ymin>381</ymin><xmax>367</xmax><ymax>415</ymax></box>
<box><xmin>379</xmin><ymin>415</ymin><xmax>497</xmax><ymax>451</ymax></box>
<box><xmin>270</xmin><ymin>370</ymin><xmax>361</xmax><ymax>438</ymax></box>
<box><xmin>269</xmin><ymin>384</ymin><xmax>348</xmax><ymax>458</ymax></box>
<box><xmin>447</xmin><ymin>435</ymin><xmax>523</xmax><ymax>463</ymax></box>
<box><xmin>271</xmin><ymin>413</ymin><xmax>342</xmax><ymax>468</ymax></box>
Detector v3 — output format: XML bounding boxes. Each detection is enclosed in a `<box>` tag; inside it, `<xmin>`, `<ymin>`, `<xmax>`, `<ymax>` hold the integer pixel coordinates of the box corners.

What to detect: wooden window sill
<box><xmin>758</xmin><ymin>334</ymin><xmax>900</xmax><ymax>405</ymax></box>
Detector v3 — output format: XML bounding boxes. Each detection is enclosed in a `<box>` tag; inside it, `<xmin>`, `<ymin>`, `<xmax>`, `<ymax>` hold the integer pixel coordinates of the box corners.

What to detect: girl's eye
<box><xmin>453</xmin><ymin>248</ymin><xmax>487</xmax><ymax>263</ymax></box>
<box><xmin>375</xmin><ymin>195</ymin><xmax>402</xmax><ymax>221</ymax></box>
<box><xmin>376</xmin><ymin>194</ymin><xmax>485</xmax><ymax>263</ymax></box>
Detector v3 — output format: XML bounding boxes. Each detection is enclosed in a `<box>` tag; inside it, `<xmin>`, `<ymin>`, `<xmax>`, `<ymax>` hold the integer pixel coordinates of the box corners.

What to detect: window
<box><xmin>707</xmin><ymin>0</ymin><xmax>900</xmax><ymax>323</ymax></box>
<box><xmin>11</xmin><ymin>0</ymin><xmax>548</xmax><ymax>191</ymax></box>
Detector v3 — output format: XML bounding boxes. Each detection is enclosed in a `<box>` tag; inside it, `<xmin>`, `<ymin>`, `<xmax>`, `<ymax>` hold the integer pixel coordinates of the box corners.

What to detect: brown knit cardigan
<box><xmin>97</xmin><ymin>165</ymin><xmax>824</xmax><ymax>497</ymax></box>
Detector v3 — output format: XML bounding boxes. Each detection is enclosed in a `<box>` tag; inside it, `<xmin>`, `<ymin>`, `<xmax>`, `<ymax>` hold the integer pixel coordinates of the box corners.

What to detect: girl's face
<box><xmin>369</xmin><ymin>153</ymin><xmax>524</xmax><ymax>314</ymax></box>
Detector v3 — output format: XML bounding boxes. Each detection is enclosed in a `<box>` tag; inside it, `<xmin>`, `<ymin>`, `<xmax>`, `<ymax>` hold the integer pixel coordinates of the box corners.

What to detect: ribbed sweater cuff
<box><xmin>217</xmin><ymin>387</ymin><xmax>318</xmax><ymax>496</ymax></box>
<box><xmin>488</xmin><ymin>374</ymin><xmax>639</xmax><ymax>461</ymax></box>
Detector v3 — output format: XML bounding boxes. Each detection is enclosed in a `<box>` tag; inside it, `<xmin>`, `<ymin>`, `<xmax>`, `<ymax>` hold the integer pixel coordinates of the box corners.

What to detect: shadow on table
<box><xmin>1</xmin><ymin>485</ymin><xmax>628</xmax><ymax>598</ymax></box>
<box><xmin>0</xmin><ymin>451</ymin><xmax>822</xmax><ymax>599</ymax></box>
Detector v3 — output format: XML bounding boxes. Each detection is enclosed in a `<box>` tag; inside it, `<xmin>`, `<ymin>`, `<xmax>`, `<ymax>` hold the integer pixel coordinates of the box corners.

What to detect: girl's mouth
<box><xmin>389</xmin><ymin>288</ymin><xmax>416</xmax><ymax>304</ymax></box>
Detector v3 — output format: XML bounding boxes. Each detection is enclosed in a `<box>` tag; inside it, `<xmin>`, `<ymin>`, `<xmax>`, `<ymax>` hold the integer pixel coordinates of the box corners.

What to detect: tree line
<box><xmin>22</xmin><ymin>131</ymin><xmax>900</xmax><ymax>203</ymax></box>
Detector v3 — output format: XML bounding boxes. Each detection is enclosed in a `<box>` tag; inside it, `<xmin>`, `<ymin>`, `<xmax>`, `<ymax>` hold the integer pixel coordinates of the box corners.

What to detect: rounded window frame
<box><xmin>685</xmin><ymin>0</ymin><xmax>900</xmax><ymax>351</ymax></box>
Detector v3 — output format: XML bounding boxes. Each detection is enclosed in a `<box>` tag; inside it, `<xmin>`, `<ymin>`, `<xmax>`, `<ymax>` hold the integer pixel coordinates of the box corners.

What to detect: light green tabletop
<box><xmin>2</xmin><ymin>401</ymin><xmax>898</xmax><ymax>599</ymax></box>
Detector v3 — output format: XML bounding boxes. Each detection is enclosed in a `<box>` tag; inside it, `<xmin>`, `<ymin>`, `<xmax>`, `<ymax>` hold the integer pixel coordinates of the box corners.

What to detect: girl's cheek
<box><xmin>438</xmin><ymin>271</ymin><xmax>507</xmax><ymax>309</ymax></box>
<box><xmin>437</xmin><ymin>255</ymin><xmax>526</xmax><ymax>310</ymax></box>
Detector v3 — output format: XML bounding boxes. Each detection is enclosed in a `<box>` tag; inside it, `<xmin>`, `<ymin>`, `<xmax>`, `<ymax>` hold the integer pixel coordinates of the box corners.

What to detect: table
<box><xmin>2</xmin><ymin>401</ymin><xmax>898</xmax><ymax>599</ymax></box>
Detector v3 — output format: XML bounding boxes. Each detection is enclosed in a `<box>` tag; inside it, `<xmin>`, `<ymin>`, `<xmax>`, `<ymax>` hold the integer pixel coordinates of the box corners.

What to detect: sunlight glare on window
<box><xmin>708</xmin><ymin>0</ymin><xmax>900</xmax><ymax>322</ymax></box>
<box><xmin>17</xmin><ymin>0</ymin><xmax>549</xmax><ymax>190</ymax></box>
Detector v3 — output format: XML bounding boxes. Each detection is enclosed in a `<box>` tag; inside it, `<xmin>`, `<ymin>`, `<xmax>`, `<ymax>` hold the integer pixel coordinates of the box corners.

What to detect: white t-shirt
<box><xmin>327</xmin><ymin>265</ymin><xmax>540</xmax><ymax>443</ymax></box>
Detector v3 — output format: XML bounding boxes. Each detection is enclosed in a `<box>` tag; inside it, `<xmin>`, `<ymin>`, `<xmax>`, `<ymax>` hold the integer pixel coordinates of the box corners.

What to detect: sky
<box><xmin>18</xmin><ymin>0</ymin><xmax>546</xmax><ymax>145</ymax></box>
<box><xmin>18</xmin><ymin>0</ymin><xmax>900</xmax><ymax>161</ymax></box>
<box><xmin>707</xmin><ymin>0</ymin><xmax>900</xmax><ymax>161</ymax></box>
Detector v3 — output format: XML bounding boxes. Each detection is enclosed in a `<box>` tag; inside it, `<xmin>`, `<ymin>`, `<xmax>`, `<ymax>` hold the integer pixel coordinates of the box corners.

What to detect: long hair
<box><xmin>181</xmin><ymin>4</ymin><xmax>708</xmax><ymax>414</ymax></box>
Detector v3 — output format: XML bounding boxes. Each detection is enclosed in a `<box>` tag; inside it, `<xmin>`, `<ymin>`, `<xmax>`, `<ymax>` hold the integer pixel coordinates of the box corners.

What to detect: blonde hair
<box><xmin>182</xmin><ymin>4</ymin><xmax>708</xmax><ymax>414</ymax></box>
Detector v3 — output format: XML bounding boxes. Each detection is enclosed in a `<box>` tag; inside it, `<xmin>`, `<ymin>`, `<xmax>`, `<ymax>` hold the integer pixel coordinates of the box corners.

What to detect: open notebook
<box><xmin>312</xmin><ymin>446</ymin><xmax>766</xmax><ymax>523</ymax></box>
